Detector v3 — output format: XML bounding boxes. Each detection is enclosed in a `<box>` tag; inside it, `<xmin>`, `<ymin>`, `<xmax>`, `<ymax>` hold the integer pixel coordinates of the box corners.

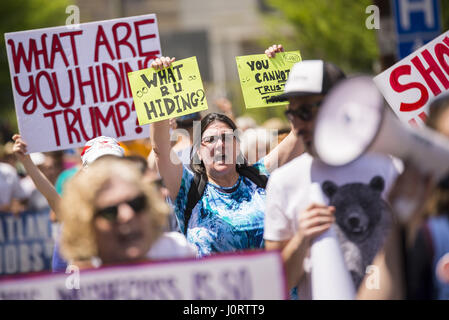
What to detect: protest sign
<box><xmin>236</xmin><ymin>51</ymin><xmax>301</xmax><ymax>109</ymax></box>
<box><xmin>0</xmin><ymin>250</ymin><xmax>287</xmax><ymax>300</ymax></box>
<box><xmin>5</xmin><ymin>14</ymin><xmax>161</xmax><ymax>152</ymax></box>
<box><xmin>128</xmin><ymin>56</ymin><xmax>208</xmax><ymax>125</ymax></box>
<box><xmin>0</xmin><ymin>209</ymin><xmax>54</xmax><ymax>276</ymax></box>
<box><xmin>373</xmin><ymin>30</ymin><xmax>449</xmax><ymax>127</ymax></box>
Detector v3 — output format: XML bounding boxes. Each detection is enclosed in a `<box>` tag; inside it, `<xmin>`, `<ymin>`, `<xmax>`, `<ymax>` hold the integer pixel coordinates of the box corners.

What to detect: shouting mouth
<box><xmin>117</xmin><ymin>231</ymin><xmax>143</xmax><ymax>244</ymax></box>
<box><xmin>214</xmin><ymin>154</ymin><xmax>228</xmax><ymax>163</ymax></box>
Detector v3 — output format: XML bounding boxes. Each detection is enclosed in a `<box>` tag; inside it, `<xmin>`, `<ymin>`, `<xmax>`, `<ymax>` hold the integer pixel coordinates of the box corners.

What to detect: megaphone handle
<box><xmin>310</xmin><ymin>225</ymin><xmax>356</xmax><ymax>299</ymax></box>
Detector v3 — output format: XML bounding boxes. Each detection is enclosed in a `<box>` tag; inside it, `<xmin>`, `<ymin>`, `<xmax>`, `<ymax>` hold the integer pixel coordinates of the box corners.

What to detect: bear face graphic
<box><xmin>321</xmin><ymin>176</ymin><xmax>386</xmax><ymax>243</ymax></box>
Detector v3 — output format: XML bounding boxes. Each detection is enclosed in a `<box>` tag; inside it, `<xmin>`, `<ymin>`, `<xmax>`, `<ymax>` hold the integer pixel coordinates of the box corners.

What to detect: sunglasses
<box><xmin>95</xmin><ymin>194</ymin><xmax>147</xmax><ymax>221</ymax></box>
<box><xmin>284</xmin><ymin>101</ymin><xmax>322</xmax><ymax>122</ymax></box>
<box><xmin>201</xmin><ymin>132</ymin><xmax>236</xmax><ymax>145</ymax></box>
<box><xmin>153</xmin><ymin>178</ymin><xmax>165</xmax><ymax>189</ymax></box>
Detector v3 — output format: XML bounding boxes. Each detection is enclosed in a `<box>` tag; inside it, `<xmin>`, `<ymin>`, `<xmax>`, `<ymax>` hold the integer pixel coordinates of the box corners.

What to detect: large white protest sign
<box><xmin>374</xmin><ymin>30</ymin><xmax>449</xmax><ymax>127</ymax></box>
<box><xmin>0</xmin><ymin>250</ymin><xmax>287</xmax><ymax>300</ymax></box>
<box><xmin>5</xmin><ymin>14</ymin><xmax>161</xmax><ymax>152</ymax></box>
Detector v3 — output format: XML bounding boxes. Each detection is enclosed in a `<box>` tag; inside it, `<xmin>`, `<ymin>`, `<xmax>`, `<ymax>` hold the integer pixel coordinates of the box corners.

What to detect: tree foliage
<box><xmin>263</xmin><ymin>0</ymin><xmax>379</xmax><ymax>73</ymax></box>
<box><xmin>442</xmin><ymin>0</ymin><xmax>449</xmax><ymax>32</ymax></box>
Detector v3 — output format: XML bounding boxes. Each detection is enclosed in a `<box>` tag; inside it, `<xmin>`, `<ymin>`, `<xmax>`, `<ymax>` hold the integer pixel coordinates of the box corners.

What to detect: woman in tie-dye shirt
<box><xmin>150</xmin><ymin>55</ymin><xmax>303</xmax><ymax>257</ymax></box>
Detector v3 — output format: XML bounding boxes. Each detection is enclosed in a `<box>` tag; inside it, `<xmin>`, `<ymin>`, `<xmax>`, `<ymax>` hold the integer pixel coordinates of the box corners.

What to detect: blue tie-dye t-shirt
<box><xmin>174</xmin><ymin>159</ymin><xmax>269</xmax><ymax>257</ymax></box>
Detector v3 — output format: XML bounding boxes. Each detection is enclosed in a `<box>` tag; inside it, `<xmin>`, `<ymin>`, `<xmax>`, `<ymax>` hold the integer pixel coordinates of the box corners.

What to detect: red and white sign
<box><xmin>0</xmin><ymin>251</ymin><xmax>287</xmax><ymax>300</ymax></box>
<box><xmin>374</xmin><ymin>30</ymin><xmax>449</xmax><ymax>127</ymax></box>
<box><xmin>5</xmin><ymin>14</ymin><xmax>161</xmax><ymax>152</ymax></box>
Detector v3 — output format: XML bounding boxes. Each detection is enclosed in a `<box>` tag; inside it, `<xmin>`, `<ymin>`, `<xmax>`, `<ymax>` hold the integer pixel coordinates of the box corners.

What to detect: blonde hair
<box><xmin>59</xmin><ymin>157</ymin><xmax>170</xmax><ymax>262</ymax></box>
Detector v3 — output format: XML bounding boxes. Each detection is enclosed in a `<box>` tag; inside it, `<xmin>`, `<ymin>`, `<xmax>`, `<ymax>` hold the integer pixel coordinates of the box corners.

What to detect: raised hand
<box><xmin>297</xmin><ymin>203</ymin><xmax>336</xmax><ymax>244</ymax></box>
<box><xmin>265</xmin><ymin>44</ymin><xmax>284</xmax><ymax>58</ymax></box>
<box><xmin>12</xmin><ymin>134</ymin><xmax>28</xmax><ymax>161</ymax></box>
<box><xmin>150</xmin><ymin>56</ymin><xmax>176</xmax><ymax>70</ymax></box>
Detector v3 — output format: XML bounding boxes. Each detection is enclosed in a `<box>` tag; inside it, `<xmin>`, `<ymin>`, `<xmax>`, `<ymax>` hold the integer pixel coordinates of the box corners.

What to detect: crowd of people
<box><xmin>1</xmin><ymin>44</ymin><xmax>449</xmax><ymax>300</ymax></box>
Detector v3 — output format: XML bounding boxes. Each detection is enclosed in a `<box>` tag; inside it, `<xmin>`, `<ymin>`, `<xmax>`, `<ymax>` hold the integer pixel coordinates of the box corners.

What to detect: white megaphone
<box><xmin>313</xmin><ymin>75</ymin><xmax>449</xmax><ymax>221</ymax></box>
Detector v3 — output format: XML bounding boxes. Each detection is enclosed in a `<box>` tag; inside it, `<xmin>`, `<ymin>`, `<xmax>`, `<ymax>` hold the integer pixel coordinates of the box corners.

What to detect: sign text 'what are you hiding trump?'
<box><xmin>5</xmin><ymin>14</ymin><xmax>162</xmax><ymax>152</ymax></box>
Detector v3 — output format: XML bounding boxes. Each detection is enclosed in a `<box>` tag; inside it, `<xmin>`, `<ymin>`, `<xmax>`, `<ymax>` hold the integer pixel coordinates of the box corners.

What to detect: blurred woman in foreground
<box><xmin>60</xmin><ymin>157</ymin><xmax>197</xmax><ymax>268</ymax></box>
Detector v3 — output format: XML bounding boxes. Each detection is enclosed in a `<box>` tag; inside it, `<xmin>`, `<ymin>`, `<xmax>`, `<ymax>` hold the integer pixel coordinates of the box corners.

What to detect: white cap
<box><xmin>268</xmin><ymin>60</ymin><xmax>346</xmax><ymax>102</ymax></box>
<box><xmin>80</xmin><ymin>136</ymin><xmax>125</xmax><ymax>167</ymax></box>
<box><xmin>284</xmin><ymin>60</ymin><xmax>324</xmax><ymax>95</ymax></box>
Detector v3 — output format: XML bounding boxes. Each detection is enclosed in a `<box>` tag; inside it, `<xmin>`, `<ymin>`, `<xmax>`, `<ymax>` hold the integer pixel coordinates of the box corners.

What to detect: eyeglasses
<box><xmin>95</xmin><ymin>194</ymin><xmax>147</xmax><ymax>221</ymax></box>
<box><xmin>201</xmin><ymin>132</ymin><xmax>236</xmax><ymax>145</ymax></box>
<box><xmin>284</xmin><ymin>101</ymin><xmax>322</xmax><ymax>122</ymax></box>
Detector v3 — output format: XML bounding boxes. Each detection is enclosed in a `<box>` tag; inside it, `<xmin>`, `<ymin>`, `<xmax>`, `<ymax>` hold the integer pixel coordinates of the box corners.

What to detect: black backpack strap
<box><xmin>237</xmin><ymin>165</ymin><xmax>268</xmax><ymax>189</ymax></box>
<box><xmin>183</xmin><ymin>173</ymin><xmax>207</xmax><ymax>235</ymax></box>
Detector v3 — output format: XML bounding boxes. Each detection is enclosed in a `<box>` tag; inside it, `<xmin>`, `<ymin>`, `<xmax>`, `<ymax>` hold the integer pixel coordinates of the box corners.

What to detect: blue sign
<box><xmin>0</xmin><ymin>209</ymin><xmax>54</xmax><ymax>276</ymax></box>
<box><xmin>393</xmin><ymin>0</ymin><xmax>442</xmax><ymax>59</ymax></box>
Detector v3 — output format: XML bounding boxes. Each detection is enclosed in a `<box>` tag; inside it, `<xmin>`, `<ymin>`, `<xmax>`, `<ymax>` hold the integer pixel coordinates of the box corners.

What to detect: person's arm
<box><xmin>148</xmin><ymin>57</ymin><xmax>184</xmax><ymax>201</ymax></box>
<box><xmin>266</xmin><ymin>203</ymin><xmax>335</xmax><ymax>290</ymax></box>
<box><xmin>266</xmin><ymin>237</ymin><xmax>308</xmax><ymax>290</ymax></box>
<box><xmin>12</xmin><ymin>134</ymin><xmax>61</xmax><ymax>215</ymax></box>
<box><xmin>357</xmin><ymin>224</ymin><xmax>405</xmax><ymax>300</ymax></box>
<box><xmin>357</xmin><ymin>162</ymin><xmax>435</xmax><ymax>300</ymax></box>
<box><xmin>263</xmin><ymin>44</ymin><xmax>304</xmax><ymax>172</ymax></box>
<box><xmin>264</xmin><ymin>129</ymin><xmax>304</xmax><ymax>173</ymax></box>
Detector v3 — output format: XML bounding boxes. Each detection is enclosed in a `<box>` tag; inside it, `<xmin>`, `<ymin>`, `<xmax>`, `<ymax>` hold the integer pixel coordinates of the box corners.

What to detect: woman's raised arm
<box><xmin>12</xmin><ymin>134</ymin><xmax>61</xmax><ymax>215</ymax></box>
<box><xmin>148</xmin><ymin>57</ymin><xmax>184</xmax><ymax>200</ymax></box>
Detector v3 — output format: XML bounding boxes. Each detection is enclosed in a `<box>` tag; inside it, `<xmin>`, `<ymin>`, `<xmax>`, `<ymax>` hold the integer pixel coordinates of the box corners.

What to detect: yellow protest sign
<box><xmin>236</xmin><ymin>51</ymin><xmax>301</xmax><ymax>109</ymax></box>
<box><xmin>128</xmin><ymin>56</ymin><xmax>208</xmax><ymax>125</ymax></box>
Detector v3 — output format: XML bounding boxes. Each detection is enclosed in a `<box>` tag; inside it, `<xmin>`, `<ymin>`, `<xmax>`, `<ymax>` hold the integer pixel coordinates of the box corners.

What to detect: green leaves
<box><xmin>265</xmin><ymin>0</ymin><xmax>378</xmax><ymax>73</ymax></box>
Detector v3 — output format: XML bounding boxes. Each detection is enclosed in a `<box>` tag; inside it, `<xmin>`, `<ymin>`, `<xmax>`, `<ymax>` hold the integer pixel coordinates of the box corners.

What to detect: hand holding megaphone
<box><xmin>313</xmin><ymin>76</ymin><xmax>449</xmax><ymax>223</ymax></box>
